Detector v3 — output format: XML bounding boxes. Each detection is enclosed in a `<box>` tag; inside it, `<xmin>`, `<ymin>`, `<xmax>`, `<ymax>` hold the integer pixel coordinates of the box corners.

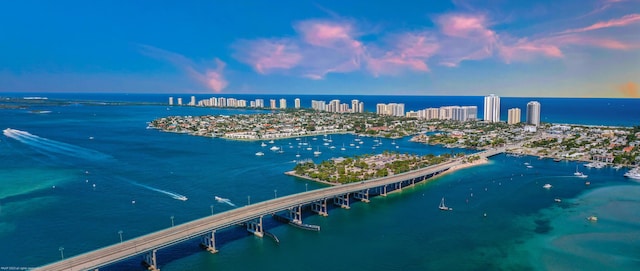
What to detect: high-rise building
<box><xmin>255</xmin><ymin>99</ymin><xmax>264</xmax><ymax>108</ymax></box>
<box><xmin>377</xmin><ymin>103</ymin><xmax>405</xmax><ymax>116</ymax></box>
<box><xmin>526</xmin><ymin>101</ymin><xmax>541</xmax><ymax>126</ymax></box>
<box><xmin>189</xmin><ymin>96</ymin><xmax>196</xmax><ymax>106</ymax></box>
<box><xmin>168</xmin><ymin>97</ymin><xmax>174</xmax><ymax>105</ymax></box>
<box><xmin>279</xmin><ymin>98</ymin><xmax>287</xmax><ymax>109</ymax></box>
<box><xmin>269</xmin><ymin>99</ymin><xmax>276</xmax><ymax>109</ymax></box>
<box><xmin>508</xmin><ymin>108</ymin><xmax>521</xmax><ymax>125</ymax></box>
<box><xmin>294</xmin><ymin>98</ymin><xmax>301</xmax><ymax>109</ymax></box>
<box><xmin>351</xmin><ymin>99</ymin><xmax>360</xmax><ymax>113</ymax></box>
<box><xmin>177</xmin><ymin>97</ymin><xmax>183</xmax><ymax>105</ymax></box>
<box><xmin>484</xmin><ymin>94</ymin><xmax>501</xmax><ymax>122</ymax></box>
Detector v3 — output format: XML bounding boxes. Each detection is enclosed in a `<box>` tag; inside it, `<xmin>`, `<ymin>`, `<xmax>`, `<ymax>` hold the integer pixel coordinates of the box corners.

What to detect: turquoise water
<box><xmin>0</xmin><ymin>97</ymin><xmax>639</xmax><ymax>270</ymax></box>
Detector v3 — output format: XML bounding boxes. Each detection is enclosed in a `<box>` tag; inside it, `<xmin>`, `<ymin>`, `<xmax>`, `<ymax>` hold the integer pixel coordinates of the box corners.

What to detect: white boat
<box><xmin>295</xmin><ymin>152</ymin><xmax>301</xmax><ymax>158</ymax></box>
<box><xmin>587</xmin><ymin>215</ymin><xmax>598</xmax><ymax>222</ymax></box>
<box><xmin>306</xmin><ymin>146</ymin><xmax>312</xmax><ymax>151</ymax></box>
<box><xmin>313</xmin><ymin>147</ymin><xmax>322</xmax><ymax>156</ymax></box>
<box><xmin>574</xmin><ymin>166</ymin><xmax>588</xmax><ymax>178</ymax></box>
<box><xmin>277</xmin><ymin>147</ymin><xmax>284</xmax><ymax>154</ymax></box>
<box><xmin>255</xmin><ymin>152</ymin><xmax>264</xmax><ymax>156</ymax></box>
<box><xmin>341</xmin><ymin>144</ymin><xmax>346</xmax><ymax>151</ymax></box>
<box><xmin>268</xmin><ymin>140</ymin><xmax>274</xmax><ymax>144</ymax></box>
<box><xmin>554</xmin><ymin>198</ymin><xmax>562</xmax><ymax>202</ymax></box>
<box><xmin>270</xmin><ymin>146</ymin><xmax>280</xmax><ymax>151</ymax></box>
<box><xmin>624</xmin><ymin>168</ymin><xmax>640</xmax><ymax>180</ymax></box>
<box><xmin>543</xmin><ymin>183</ymin><xmax>552</xmax><ymax>189</ymax></box>
<box><xmin>329</xmin><ymin>145</ymin><xmax>335</xmax><ymax>149</ymax></box>
<box><xmin>391</xmin><ymin>140</ymin><xmax>396</xmax><ymax>145</ymax></box>
<box><xmin>439</xmin><ymin>197</ymin><xmax>452</xmax><ymax>211</ymax></box>
<box><xmin>261</xmin><ymin>142</ymin><xmax>267</xmax><ymax>147</ymax></box>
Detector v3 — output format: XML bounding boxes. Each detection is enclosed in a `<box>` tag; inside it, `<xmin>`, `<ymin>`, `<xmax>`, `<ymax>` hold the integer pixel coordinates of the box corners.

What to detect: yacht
<box><xmin>255</xmin><ymin>152</ymin><xmax>265</xmax><ymax>156</ymax></box>
<box><xmin>554</xmin><ymin>198</ymin><xmax>562</xmax><ymax>202</ymax></box>
<box><xmin>574</xmin><ymin>166</ymin><xmax>588</xmax><ymax>178</ymax></box>
<box><xmin>313</xmin><ymin>147</ymin><xmax>322</xmax><ymax>156</ymax></box>
<box><xmin>340</xmin><ymin>144</ymin><xmax>346</xmax><ymax>151</ymax></box>
<box><xmin>270</xmin><ymin>146</ymin><xmax>280</xmax><ymax>151</ymax></box>
<box><xmin>543</xmin><ymin>183</ymin><xmax>552</xmax><ymax>189</ymax></box>
<box><xmin>624</xmin><ymin>168</ymin><xmax>640</xmax><ymax>180</ymax></box>
<box><xmin>261</xmin><ymin>142</ymin><xmax>267</xmax><ymax>147</ymax></box>
<box><xmin>439</xmin><ymin>197</ymin><xmax>452</xmax><ymax>211</ymax></box>
<box><xmin>587</xmin><ymin>215</ymin><xmax>598</xmax><ymax>222</ymax></box>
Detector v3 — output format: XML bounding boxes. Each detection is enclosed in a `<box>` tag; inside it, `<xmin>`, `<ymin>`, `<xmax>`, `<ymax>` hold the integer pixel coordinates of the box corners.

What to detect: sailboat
<box><xmin>439</xmin><ymin>197</ymin><xmax>452</xmax><ymax>211</ymax></box>
<box><xmin>313</xmin><ymin>147</ymin><xmax>322</xmax><ymax>156</ymax></box>
<box><xmin>340</xmin><ymin>143</ymin><xmax>346</xmax><ymax>151</ymax></box>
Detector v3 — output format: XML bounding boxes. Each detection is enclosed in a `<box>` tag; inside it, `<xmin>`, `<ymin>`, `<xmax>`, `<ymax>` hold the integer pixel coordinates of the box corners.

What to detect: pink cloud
<box><xmin>497</xmin><ymin>39</ymin><xmax>563</xmax><ymax>63</ymax></box>
<box><xmin>232</xmin><ymin>39</ymin><xmax>302</xmax><ymax>74</ymax></box>
<box><xmin>139</xmin><ymin>45</ymin><xmax>228</xmax><ymax>92</ymax></box>
<box><xmin>366</xmin><ymin>32</ymin><xmax>438</xmax><ymax>75</ymax></box>
<box><xmin>562</xmin><ymin>13</ymin><xmax>640</xmax><ymax>34</ymax></box>
<box><xmin>294</xmin><ymin>20</ymin><xmax>362</xmax><ymax>50</ymax></box>
<box><xmin>437</xmin><ymin>13</ymin><xmax>496</xmax><ymax>40</ymax></box>
<box><xmin>545</xmin><ymin>34</ymin><xmax>634</xmax><ymax>50</ymax></box>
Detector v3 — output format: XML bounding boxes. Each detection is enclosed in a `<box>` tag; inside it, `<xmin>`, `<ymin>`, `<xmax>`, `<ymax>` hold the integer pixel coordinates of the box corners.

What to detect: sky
<box><xmin>0</xmin><ymin>0</ymin><xmax>639</xmax><ymax>97</ymax></box>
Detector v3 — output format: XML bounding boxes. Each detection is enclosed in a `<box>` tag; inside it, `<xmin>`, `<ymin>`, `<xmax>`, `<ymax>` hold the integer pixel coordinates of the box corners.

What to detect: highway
<box><xmin>35</xmin><ymin>148</ymin><xmax>502</xmax><ymax>271</ymax></box>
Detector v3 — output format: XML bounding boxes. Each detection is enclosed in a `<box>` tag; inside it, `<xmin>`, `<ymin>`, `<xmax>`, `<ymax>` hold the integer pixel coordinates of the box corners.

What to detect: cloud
<box><xmin>618</xmin><ymin>82</ymin><xmax>640</xmax><ymax>97</ymax></box>
<box><xmin>561</xmin><ymin>13</ymin><xmax>640</xmax><ymax>34</ymax></box>
<box><xmin>140</xmin><ymin>45</ymin><xmax>227</xmax><ymax>92</ymax></box>
<box><xmin>366</xmin><ymin>32</ymin><xmax>438</xmax><ymax>75</ymax></box>
<box><xmin>232</xmin><ymin>39</ymin><xmax>302</xmax><ymax>74</ymax></box>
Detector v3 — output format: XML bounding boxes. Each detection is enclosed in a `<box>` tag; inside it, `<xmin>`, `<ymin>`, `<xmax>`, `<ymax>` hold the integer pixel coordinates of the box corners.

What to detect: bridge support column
<box><xmin>246</xmin><ymin>216</ymin><xmax>264</xmax><ymax>237</ymax></box>
<box><xmin>201</xmin><ymin>230</ymin><xmax>218</xmax><ymax>254</ymax></box>
<box><xmin>143</xmin><ymin>249</ymin><xmax>160</xmax><ymax>271</ymax></box>
<box><xmin>354</xmin><ymin>189</ymin><xmax>370</xmax><ymax>203</ymax></box>
<box><xmin>380</xmin><ymin>185</ymin><xmax>387</xmax><ymax>197</ymax></box>
<box><xmin>395</xmin><ymin>182</ymin><xmax>402</xmax><ymax>191</ymax></box>
<box><xmin>311</xmin><ymin>199</ymin><xmax>328</xmax><ymax>216</ymax></box>
<box><xmin>289</xmin><ymin>205</ymin><xmax>303</xmax><ymax>224</ymax></box>
<box><xmin>333</xmin><ymin>193</ymin><xmax>350</xmax><ymax>209</ymax></box>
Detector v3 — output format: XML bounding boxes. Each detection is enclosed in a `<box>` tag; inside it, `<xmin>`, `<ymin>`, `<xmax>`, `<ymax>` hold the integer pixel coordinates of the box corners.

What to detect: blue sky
<box><xmin>1</xmin><ymin>0</ymin><xmax>639</xmax><ymax>97</ymax></box>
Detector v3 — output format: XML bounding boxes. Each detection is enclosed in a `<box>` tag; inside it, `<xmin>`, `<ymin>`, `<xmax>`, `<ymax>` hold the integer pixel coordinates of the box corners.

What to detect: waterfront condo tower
<box><xmin>508</xmin><ymin>108</ymin><xmax>521</xmax><ymax>124</ymax></box>
<box><xmin>483</xmin><ymin>94</ymin><xmax>500</xmax><ymax>122</ymax></box>
<box><xmin>526</xmin><ymin>101</ymin><xmax>541</xmax><ymax>126</ymax></box>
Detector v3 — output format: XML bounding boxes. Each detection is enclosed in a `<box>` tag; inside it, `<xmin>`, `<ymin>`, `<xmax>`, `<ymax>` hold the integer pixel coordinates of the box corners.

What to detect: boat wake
<box><xmin>3</xmin><ymin>128</ymin><xmax>112</xmax><ymax>161</ymax></box>
<box><xmin>130</xmin><ymin>182</ymin><xmax>188</xmax><ymax>201</ymax></box>
<box><xmin>214</xmin><ymin>196</ymin><xmax>236</xmax><ymax>207</ymax></box>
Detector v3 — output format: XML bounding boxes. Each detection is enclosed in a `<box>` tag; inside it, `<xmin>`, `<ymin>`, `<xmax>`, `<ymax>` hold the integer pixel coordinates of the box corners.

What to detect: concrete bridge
<box><xmin>35</xmin><ymin>148</ymin><xmax>503</xmax><ymax>271</ymax></box>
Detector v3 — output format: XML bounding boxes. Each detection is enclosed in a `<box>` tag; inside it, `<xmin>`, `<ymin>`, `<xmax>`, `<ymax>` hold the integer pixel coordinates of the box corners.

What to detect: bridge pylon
<box><xmin>354</xmin><ymin>189</ymin><xmax>370</xmax><ymax>203</ymax></box>
<box><xmin>246</xmin><ymin>216</ymin><xmax>264</xmax><ymax>237</ymax></box>
<box><xmin>311</xmin><ymin>199</ymin><xmax>328</xmax><ymax>216</ymax></box>
<box><xmin>200</xmin><ymin>230</ymin><xmax>218</xmax><ymax>254</ymax></box>
<box><xmin>333</xmin><ymin>193</ymin><xmax>350</xmax><ymax>209</ymax></box>
<box><xmin>142</xmin><ymin>249</ymin><xmax>159</xmax><ymax>271</ymax></box>
<box><xmin>289</xmin><ymin>205</ymin><xmax>303</xmax><ymax>224</ymax></box>
<box><xmin>380</xmin><ymin>185</ymin><xmax>387</xmax><ymax>197</ymax></box>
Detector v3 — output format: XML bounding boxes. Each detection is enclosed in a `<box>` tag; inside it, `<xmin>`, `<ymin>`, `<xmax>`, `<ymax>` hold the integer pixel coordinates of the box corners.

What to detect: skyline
<box><xmin>1</xmin><ymin>0</ymin><xmax>639</xmax><ymax>97</ymax></box>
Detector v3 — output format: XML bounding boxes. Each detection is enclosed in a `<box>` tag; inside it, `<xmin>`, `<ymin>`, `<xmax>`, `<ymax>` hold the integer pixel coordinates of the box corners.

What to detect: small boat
<box><xmin>329</xmin><ymin>145</ymin><xmax>335</xmax><ymax>149</ymax></box>
<box><xmin>574</xmin><ymin>166</ymin><xmax>588</xmax><ymax>178</ymax></box>
<box><xmin>543</xmin><ymin>184</ymin><xmax>552</xmax><ymax>189</ymax></box>
<box><xmin>268</xmin><ymin>140</ymin><xmax>275</xmax><ymax>144</ymax></box>
<box><xmin>587</xmin><ymin>215</ymin><xmax>598</xmax><ymax>222</ymax></box>
<box><xmin>255</xmin><ymin>152</ymin><xmax>264</xmax><ymax>156</ymax></box>
<box><xmin>439</xmin><ymin>197</ymin><xmax>453</xmax><ymax>211</ymax></box>
<box><xmin>554</xmin><ymin>198</ymin><xmax>562</xmax><ymax>202</ymax></box>
<box><xmin>585</xmin><ymin>181</ymin><xmax>590</xmax><ymax>186</ymax></box>
<box><xmin>270</xmin><ymin>146</ymin><xmax>280</xmax><ymax>151</ymax></box>
<box><xmin>340</xmin><ymin>144</ymin><xmax>346</xmax><ymax>151</ymax></box>
<box><xmin>261</xmin><ymin>142</ymin><xmax>267</xmax><ymax>147</ymax></box>
<box><xmin>295</xmin><ymin>152</ymin><xmax>301</xmax><ymax>158</ymax></box>
<box><xmin>526</xmin><ymin>165</ymin><xmax>533</xmax><ymax>168</ymax></box>
<box><xmin>313</xmin><ymin>147</ymin><xmax>322</xmax><ymax>156</ymax></box>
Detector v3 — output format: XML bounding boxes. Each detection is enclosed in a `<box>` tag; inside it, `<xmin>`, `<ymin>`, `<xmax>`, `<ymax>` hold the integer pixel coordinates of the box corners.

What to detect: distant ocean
<box><xmin>1</xmin><ymin>93</ymin><xmax>639</xmax><ymax>271</ymax></box>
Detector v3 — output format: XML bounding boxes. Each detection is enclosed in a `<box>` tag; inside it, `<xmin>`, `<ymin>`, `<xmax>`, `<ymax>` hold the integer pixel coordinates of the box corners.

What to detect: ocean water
<box><xmin>0</xmin><ymin>94</ymin><xmax>639</xmax><ymax>270</ymax></box>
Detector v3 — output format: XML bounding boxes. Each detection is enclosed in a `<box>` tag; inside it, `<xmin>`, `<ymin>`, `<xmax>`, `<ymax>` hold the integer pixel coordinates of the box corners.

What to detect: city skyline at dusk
<box><xmin>1</xmin><ymin>0</ymin><xmax>639</xmax><ymax>97</ymax></box>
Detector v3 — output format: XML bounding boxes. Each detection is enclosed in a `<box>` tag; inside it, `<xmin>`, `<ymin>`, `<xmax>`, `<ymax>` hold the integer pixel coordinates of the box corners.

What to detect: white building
<box><xmin>279</xmin><ymin>98</ymin><xmax>287</xmax><ymax>109</ymax></box>
<box><xmin>168</xmin><ymin>97</ymin><xmax>173</xmax><ymax>105</ymax></box>
<box><xmin>526</xmin><ymin>101</ymin><xmax>541</xmax><ymax>126</ymax></box>
<box><xmin>294</xmin><ymin>98</ymin><xmax>301</xmax><ymax>109</ymax></box>
<box><xmin>484</xmin><ymin>94</ymin><xmax>500</xmax><ymax>122</ymax></box>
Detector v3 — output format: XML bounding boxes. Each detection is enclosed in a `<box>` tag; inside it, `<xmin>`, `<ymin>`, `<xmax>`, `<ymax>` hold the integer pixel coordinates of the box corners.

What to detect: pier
<box><xmin>34</xmin><ymin>148</ymin><xmax>503</xmax><ymax>271</ymax></box>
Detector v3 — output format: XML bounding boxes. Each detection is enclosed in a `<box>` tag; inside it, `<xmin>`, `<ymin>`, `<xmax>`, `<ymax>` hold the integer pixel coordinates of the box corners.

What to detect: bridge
<box><xmin>35</xmin><ymin>148</ymin><xmax>504</xmax><ymax>271</ymax></box>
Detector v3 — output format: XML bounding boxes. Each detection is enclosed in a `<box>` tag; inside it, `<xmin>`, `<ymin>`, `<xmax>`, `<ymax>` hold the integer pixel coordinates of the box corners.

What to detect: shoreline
<box><xmin>285</xmin><ymin>156</ymin><xmax>489</xmax><ymax>187</ymax></box>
